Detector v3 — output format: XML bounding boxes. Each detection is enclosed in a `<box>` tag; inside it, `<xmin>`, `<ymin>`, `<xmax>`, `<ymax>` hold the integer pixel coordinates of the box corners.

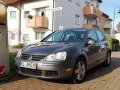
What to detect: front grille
<box><xmin>21</xmin><ymin>54</ymin><xmax>45</xmax><ymax>61</ymax></box>
<box><xmin>46</xmin><ymin>71</ymin><xmax>58</xmax><ymax>77</ymax></box>
<box><xmin>31</xmin><ymin>55</ymin><xmax>45</xmax><ymax>61</ymax></box>
<box><xmin>18</xmin><ymin>67</ymin><xmax>59</xmax><ymax>77</ymax></box>
<box><xmin>19</xmin><ymin>67</ymin><xmax>42</xmax><ymax>76</ymax></box>
<box><xmin>21</xmin><ymin>54</ymin><xmax>31</xmax><ymax>60</ymax></box>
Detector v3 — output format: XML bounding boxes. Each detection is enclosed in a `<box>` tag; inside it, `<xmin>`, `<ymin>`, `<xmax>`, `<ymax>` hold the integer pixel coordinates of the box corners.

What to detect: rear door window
<box><xmin>87</xmin><ymin>30</ymin><xmax>98</xmax><ymax>42</ymax></box>
<box><xmin>95</xmin><ymin>30</ymin><xmax>106</xmax><ymax>42</ymax></box>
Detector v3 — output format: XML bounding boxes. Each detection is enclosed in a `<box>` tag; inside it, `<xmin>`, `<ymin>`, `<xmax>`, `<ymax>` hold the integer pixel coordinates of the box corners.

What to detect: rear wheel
<box><xmin>72</xmin><ymin>59</ymin><xmax>86</xmax><ymax>84</ymax></box>
<box><xmin>103</xmin><ymin>53</ymin><xmax>111</xmax><ymax>66</ymax></box>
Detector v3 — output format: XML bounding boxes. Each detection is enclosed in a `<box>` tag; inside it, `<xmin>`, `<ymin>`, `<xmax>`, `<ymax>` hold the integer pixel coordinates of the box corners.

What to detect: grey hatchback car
<box><xmin>15</xmin><ymin>28</ymin><xmax>111</xmax><ymax>83</ymax></box>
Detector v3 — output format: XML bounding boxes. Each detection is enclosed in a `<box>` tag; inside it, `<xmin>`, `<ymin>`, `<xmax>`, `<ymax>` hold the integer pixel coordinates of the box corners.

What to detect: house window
<box><xmin>75</xmin><ymin>15</ymin><xmax>80</xmax><ymax>25</ymax></box>
<box><xmin>41</xmin><ymin>32</ymin><xmax>45</xmax><ymax>40</ymax></box>
<box><xmin>87</xmin><ymin>20</ymin><xmax>88</xmax><ymax>24</ymax></box>
<box><xmin>35</xmin><ymin>32</ymin><xmax>40</xmax><ymax>40</ymax></box>
<box><xmin>24</xmin><ymin>11</ymin><xmax>30</xmax><ymax>18</ymax></box>
<box><xmin>10</xmin><ymin>11</ymin><xmax>16</xmax><ymax>19</ymax></box>
<box><xmin>11</xmin><ymin>33</ymin><xmax>15</xmax><ymax>40</ymax></box>
<box><xmin>35</xmin><ymin>8</ymin><xmax>46</xmax><ymax>16</ymax></box>
<box><xmin>35</xmin><ymin>32</ymin><xmax>45</xmax><ymax>40</ymax></box>
<box><xmin>85</xmin><ymin>1</ymin><xmax>90</xmax><ymax>6</ymax></box>
<box><xmin>68</xmin><ymin>0</ymin><xmax>72</xmax><ymax>2</ymax></box>
<box><xmin>76</xmin><ymin>3</ymin><xmax>80</xmax><ymax>7</ymax></box>
<box><xmin>76</xmin><ymin>0</ymin><xmax>80</xmax><ymax>6</ymax></box>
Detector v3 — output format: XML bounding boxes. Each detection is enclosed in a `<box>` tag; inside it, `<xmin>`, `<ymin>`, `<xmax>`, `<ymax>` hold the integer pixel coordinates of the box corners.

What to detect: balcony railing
<box><xmin>26</xmin><ymin>16</ymin><xmax>48</xmax><ymax>29</ymax></box>
<box><xmin>83</xmin><ymin>6</ymin><xmax>98</xmax><ymax>18</ymax></box>
<box><xmin>104</xmin><ymin>24</ymin><xmax>112</xmax><ymax>29</ymax></box>
<box><xmin>83</xmin><ymin>24</ymin><xmax>98</xmax><ymax>28</ymax></box>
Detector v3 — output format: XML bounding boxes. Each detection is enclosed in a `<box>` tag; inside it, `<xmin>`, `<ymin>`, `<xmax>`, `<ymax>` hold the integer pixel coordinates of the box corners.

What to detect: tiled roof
<box><xmin>2</xmin><ymin>0</ymin><xmax>19</xmax><ymax>4</ymax></box>
<box><xmin>97</xmin><ymin>11</ymin><xmax>108</xmax><ymax>18</ymax></box>
<box><xmin>97</xmin><ymin>10</ymin><xmax>112</xmax><ymax>21</ymax></box>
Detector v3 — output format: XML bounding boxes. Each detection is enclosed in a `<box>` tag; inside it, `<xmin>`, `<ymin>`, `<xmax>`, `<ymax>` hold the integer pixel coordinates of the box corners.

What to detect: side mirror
<box><xmin>87</xmin><ymin>39</ymin><xmax>96</xmax><ymax>45</ymax></box>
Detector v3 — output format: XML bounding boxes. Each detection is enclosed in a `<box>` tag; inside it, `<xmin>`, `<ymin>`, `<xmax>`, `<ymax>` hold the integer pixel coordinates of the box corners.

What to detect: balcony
<box><xmin>83</xmin><ymin>24</ymin><xmax>98</xmax><ymax>29</ymax></box>
<box><xmin>26</xmin><ymin>16</ymin><xmax>48</xmax><ymax>29</ymax></box>
<box><xmin>83</xmin><ymin>6</ymin><xmax>98</xmax><ymax>18</ymax></box>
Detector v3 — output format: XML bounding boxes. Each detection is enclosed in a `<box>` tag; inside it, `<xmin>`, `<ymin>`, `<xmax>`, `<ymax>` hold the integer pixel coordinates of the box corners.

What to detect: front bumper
<box><xmin>15</xmin><ymin>59</ymin><xmax>73</xmax><ymax>79</ymax></box>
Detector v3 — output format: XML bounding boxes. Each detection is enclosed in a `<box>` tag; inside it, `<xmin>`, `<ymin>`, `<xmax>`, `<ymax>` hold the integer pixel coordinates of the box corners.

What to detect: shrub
<box><xmin>9</xmin><ymin>52</ymin><xmax>17</xmax><ymax>72</ymax></box>
<box><xmin>13</xmin><ymin>43</ymin><xmax>25</xmax><ymax>49</ymax></box>
<box><xmin>106</xmin><ymin>37</ymin><xmax>113</xmax><ymax>50</ymax></box>
<box><xmin>107</xmin><ymin>37</ymin><xmax>119</xmax><ymax>51</ymax></box>
<box><xmin>27</xmin><ymin>15</ymin><xmax>33</xmax><ymax>19</ymax></box>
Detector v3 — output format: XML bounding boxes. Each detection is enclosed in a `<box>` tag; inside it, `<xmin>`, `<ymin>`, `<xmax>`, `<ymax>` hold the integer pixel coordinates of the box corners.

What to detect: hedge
<box><xmin>13</xmin><ymin>43</ymin><xmax>25</xmax><ymax>49</ymax></box>
<box><xmin>107</xmin><ymin>37</ymin><xmax>119</xmax><ymax>51</ymax></box>
<box><xmin>9</xmin><ymin>52</ymin><xmax>17</xmax><ymax>72</ymax></box>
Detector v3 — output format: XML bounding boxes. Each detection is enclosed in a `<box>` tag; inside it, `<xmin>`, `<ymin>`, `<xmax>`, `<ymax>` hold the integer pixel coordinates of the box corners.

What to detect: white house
<box><xmin>7</xmin><ymin>6</ymin><xmax>19</xmax><ymax>46</ymax></box>
<box><xmin>7</xmin><ymin>0</ymin><xmax>103</xmax><ymax>46</ymax></box>
<box><xmin>115</xmin><ymin>33</ymin><xmax>120</xmax><ymax>44</ymax></box>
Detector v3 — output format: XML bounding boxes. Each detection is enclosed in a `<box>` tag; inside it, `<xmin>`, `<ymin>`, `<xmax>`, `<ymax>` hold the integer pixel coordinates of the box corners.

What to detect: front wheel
<box><xmin>72</xmin><ymin>59</ymin><xmax>86</xmax><ymax>84</ymax></box>
<box><xmin>103</xmin><ymin>53</ymin><xmax>111</xmax><ymax>66</ymax></box>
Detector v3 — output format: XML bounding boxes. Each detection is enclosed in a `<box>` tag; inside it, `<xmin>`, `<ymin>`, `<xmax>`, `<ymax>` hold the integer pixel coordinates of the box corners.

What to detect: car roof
<box><xmin>59</xmin><ymin>28</ymin><xmax>99</xmax><ymax>31</ymax></box>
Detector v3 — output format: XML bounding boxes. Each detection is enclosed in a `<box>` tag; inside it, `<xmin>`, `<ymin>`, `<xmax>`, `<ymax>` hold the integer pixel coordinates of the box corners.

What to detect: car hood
<box><xmin>22</xmin><ymin>42</ymin><xmax>82</xmax><ymax>55</ymax></box>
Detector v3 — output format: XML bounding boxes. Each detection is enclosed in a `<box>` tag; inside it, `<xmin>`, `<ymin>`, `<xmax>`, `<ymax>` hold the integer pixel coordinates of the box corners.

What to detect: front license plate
<box><xmin>20</xmin><ymin>61</ymin><xmax>36</xmax><ymax>69</ymax></box>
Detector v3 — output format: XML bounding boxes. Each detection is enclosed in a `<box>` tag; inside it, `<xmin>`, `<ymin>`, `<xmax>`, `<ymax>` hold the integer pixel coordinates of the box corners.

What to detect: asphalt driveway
<box><xmin>0</xmin><ymin>52</ymin><xmax>120</xmax><ymax>90</ymax></box>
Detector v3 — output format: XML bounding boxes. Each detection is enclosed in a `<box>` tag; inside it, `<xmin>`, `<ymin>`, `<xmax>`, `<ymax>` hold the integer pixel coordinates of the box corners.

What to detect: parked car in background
<box><xmin>15</xmin><ymin>28</ymin><xmax>111</xmax><ymax>83</ymax></box>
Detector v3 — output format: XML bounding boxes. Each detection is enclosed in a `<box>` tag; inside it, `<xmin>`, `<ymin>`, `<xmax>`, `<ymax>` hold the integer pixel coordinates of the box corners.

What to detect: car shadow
<box><xmin>45</xmin><ymin>57</ymin><xmax>120</xmax><ymax>84</ymax></box>
<box><xmin>84</xmin><ymin>57</ymin><xmax>120</xmax><ymax>82</ymax></box>
<box><xmin>0</xmin><ymin>73</ymin><xmax>27</xmax><ymax>85</ymax></box>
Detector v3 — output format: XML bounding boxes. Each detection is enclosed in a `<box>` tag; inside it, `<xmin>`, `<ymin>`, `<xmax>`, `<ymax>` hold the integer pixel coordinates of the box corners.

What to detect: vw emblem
<box><xmin>28</xmin><ymin>55</ymin><xmax>32</xmax><ymax>60</ymax></box>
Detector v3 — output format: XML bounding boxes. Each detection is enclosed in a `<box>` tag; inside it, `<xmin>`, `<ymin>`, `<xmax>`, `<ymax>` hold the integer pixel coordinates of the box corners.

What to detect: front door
<box><xmin>84</xmin><ymin>30</ymin><xmax>100</xmax><ymax>65</ymax></box>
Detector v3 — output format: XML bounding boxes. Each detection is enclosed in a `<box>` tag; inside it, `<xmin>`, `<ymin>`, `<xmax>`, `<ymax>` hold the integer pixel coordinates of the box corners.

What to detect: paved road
<box><xmin>0</xmin><ymin>52</ymin><xmax>120</xmax><ymax>90</ymax></box>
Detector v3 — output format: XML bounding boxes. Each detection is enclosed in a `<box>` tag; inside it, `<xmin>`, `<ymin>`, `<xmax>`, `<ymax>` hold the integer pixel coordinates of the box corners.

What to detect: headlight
<box><xmin>16</xmin><ymin>49</ymin><xmax>22</xmax><ymax>58</ymax></box>
<box><xmin>45</xmin><ymin>51</ymin><xmax>67</xmax><ymax>61</ymax></box>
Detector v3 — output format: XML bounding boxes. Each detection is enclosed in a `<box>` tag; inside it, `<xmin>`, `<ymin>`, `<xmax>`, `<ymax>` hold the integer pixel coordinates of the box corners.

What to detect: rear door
<box><xmin>95</xmin><ymin>30</ymin><xmax>107</xmax><ymax>61</ymax></box>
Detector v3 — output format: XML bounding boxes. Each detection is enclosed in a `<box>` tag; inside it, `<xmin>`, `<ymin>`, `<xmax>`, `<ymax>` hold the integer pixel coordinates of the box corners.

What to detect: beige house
<box><xmin>97</xmin><ymin>11</ymin><xmax>112</xmax><ymax>36</ymax></box>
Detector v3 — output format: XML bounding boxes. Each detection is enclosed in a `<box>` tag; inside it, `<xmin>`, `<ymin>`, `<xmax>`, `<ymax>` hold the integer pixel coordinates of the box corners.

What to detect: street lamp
<box><xmin>112</xmin><ymin>6</ymin><xmax>120</xmax><ymax>37</ymax></box>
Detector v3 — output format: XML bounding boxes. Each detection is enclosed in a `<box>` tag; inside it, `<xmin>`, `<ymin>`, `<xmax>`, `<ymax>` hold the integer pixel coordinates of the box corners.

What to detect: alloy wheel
<box><xmin>72</xmin><ymin>60</ymin><xmax>86</xmax><ymax>83</ymax></box>
<box><xmin>107</xmin><ymin>53</ymin><xmax>111</xmax><ymax>65</ymax></box>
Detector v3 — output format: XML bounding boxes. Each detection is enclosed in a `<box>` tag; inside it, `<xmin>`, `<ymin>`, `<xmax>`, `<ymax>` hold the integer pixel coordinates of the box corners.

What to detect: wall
<box><xmin>115</xmin><ymin>33</ymin><xmax>120</xmax><ymax>44</ymax></box>
<box><xmin>0</xmin><ymin>2</ymin><xmax>9</xmax><ymax>74</ymax></box>
<box><xmin>54</xmin><ymin>0</ymin><xmax>93</xmax><ymax>30</ymax></box>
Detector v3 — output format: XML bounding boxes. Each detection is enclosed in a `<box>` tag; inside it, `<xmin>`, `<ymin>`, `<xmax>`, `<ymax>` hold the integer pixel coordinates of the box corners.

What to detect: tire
<box><xmin>103</xmin><ymin>53</ymin><xmax>111</xmax><ymax>66</ymax></box>
<box><xmin>72</xmin><ymin>59</ymin><xmax>86</xmax><ymax>84</ymax></box>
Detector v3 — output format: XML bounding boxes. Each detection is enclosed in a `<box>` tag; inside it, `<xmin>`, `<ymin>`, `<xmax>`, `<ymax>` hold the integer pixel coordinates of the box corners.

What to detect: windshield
<box><xmin>42</xmin><ymin>29</ymin><xmax>86</xmax><ymax>42</ymax></box>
